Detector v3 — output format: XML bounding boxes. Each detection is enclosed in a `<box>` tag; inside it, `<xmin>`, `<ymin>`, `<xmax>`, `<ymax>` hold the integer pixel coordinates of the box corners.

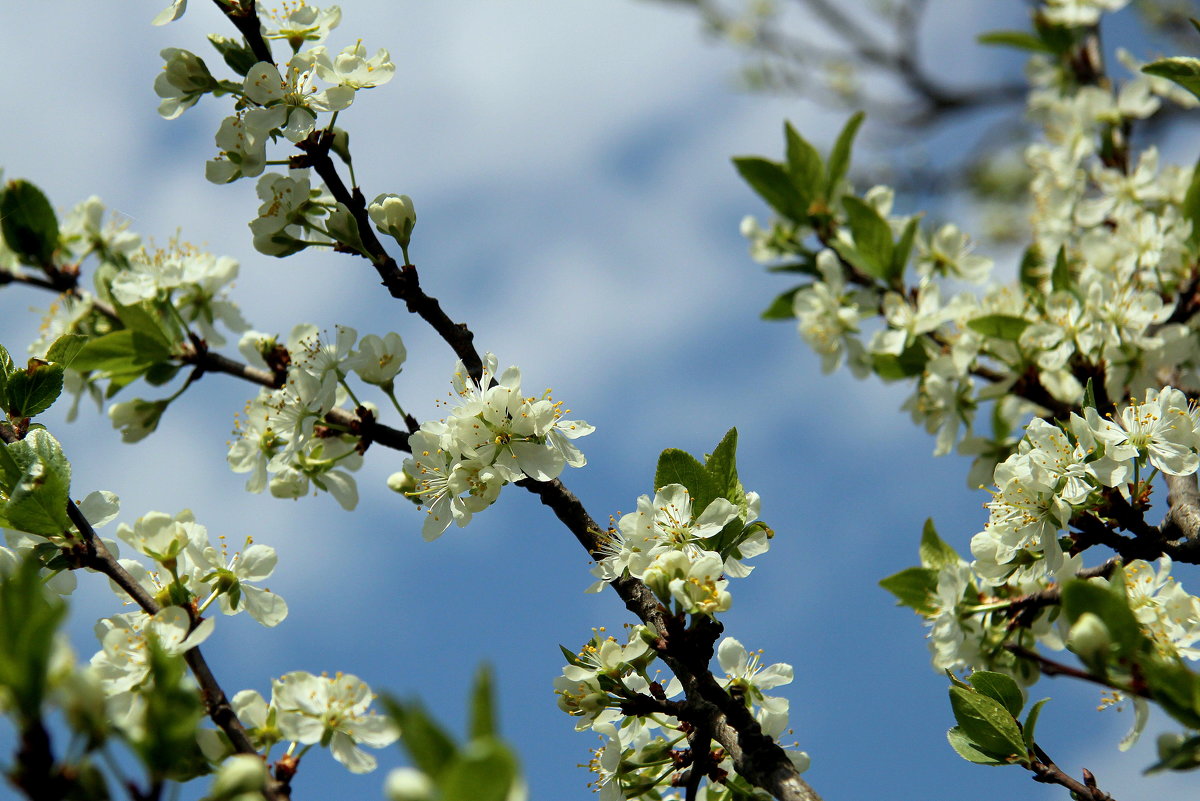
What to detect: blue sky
<box><xmin>2</xmin><ymin>1</ymin><xmax>1198</xmax><ymax>799</ymax></box>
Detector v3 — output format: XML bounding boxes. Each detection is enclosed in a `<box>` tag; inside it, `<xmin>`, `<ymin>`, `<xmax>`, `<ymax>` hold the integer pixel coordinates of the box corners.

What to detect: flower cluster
<box><xmin>109</xmin><ymin>240</ymin><xmax>248</xmax><ymax>346</ymax></box>
<box><xmin>152</xmin><ymin>2</ymin><xmax>412</xmax><ymax>264</ymax></box>
<box><xmin>153</xmin><ymin>2</ymin><xmax>394</xmax><ymax>172</ymax></box>
<box><xmin>229</xmin><ymin>324</ymin><xmax>408</xmax><ymax>510</ymax></box>
<box><xmin>742</xmin><ymin>29</ymin><xmax>1199</xmax><ymax>471</ymax></box>
<box><xmin>225</xmin><ymin>671</ymin><xmax>398</xmax><ymax>774</ymax></box>
<box><xmin>114</xmin><ymin>509</ymin><xmax>288</xmax><ymax>628</ymax></box>
<box><xmin>555</xmin><ymin>628</ymin><xmax>805</xmax><ymax>801</ymax></box>
<box><xmin>30</xmin><ymin>502</ymin><xmax>287</xmax><ymax>740</ymax></box>
<box><xmin>401</xmin><ymin>352</ymin><xmax>593</xmax><ymax>540</ymax></box>
<box><xmin>588</xmin><ymin>483</ymin><xmax>769</xmax><ymax>614</ymax></box>
<box><xmin>904</xmin><ymin>389</ymin><xmax>1200</xmax><ymax>696</ymax></box>
<box><xmin>973</xmin><ymin>389</ymin><xmax>1200</xmax><ymax>583</ymax></box>
<box><xmin>740</xmin><ymin>3</ymin><xmax>1200</xmax><ymax>761</ymax></box>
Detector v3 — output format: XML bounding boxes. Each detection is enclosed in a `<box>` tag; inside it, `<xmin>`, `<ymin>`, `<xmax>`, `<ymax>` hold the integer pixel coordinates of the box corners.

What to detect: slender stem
<box><xmin>1004</xmin><ymin>644</ymin><xmax>1148</xmax><ymax>699</ymax></box>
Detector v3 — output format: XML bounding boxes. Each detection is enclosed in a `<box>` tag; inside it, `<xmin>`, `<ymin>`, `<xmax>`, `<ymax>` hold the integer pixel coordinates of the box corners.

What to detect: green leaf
<box><xmin>5</xmin><ymin>360</ymin><xmax>64</xmax><ymax>419</ymax></box>
<box><xmin>1060</xmin><ymin>575</ymin><xmax>1145</xmax><ymax>660</ymax></box>
<box><xmin>732</xmin><ymin>157</ymin><xmax>805</xmax><ymax>221</ymax></box>
<box><xmin>0</xmin><ymin>555</ymin><xmax>67</xmax><ymax>723</ymax></box>
<box><xmin>4</xmin><ymin>429</ymin><xmax>72</xmax><ymax>536</ymax></box>
<box><xmin>113</xmin><ymin>301</ymin><xmax>177</xmax><ymax>350</ymax></box>
<box><xmin>1022</xmin><ymin>697</ymin><xmax>1049</xmax><ymax>752</ymax></box>
<box><xmin>0</xmin><ymin>343</ymin><xmax>13</xmax><ymax>411</ymax></box>
<box><xmin>468</xmin><ymin>665</ymin><xmax>497</xmax><ymax>741</ymax></box>
<box><xmin>766</xmin><ymin>251</ymin><xmax>820</xmax><ymax>276</ymax></box>
<box><xmin>43</xmin><ymin>333</ymin><xmax>87</xmax><ymax>370</ymax></box>
<box><xmin>144</xmin><ymin>362</ymin><xmax>183</xmax><ymax>387</ymax></box>
<box><xmin>841</xmin><ymin>196</ymin><xmax>895</xmax><ymax>280</ymax></box>
<box><xmin>1183</xmin><ymin>154</ymin><xmax>1200</xmax><ymax>249</ymax></box>
<box><xmin>207</xmin><ymin>33</ymin><xmax>258</xmax><ymax>76</ymax></box>
<box><xmin>879</xmin><ymin>566</ymin><xmax>937</xmax><ymax>614</ymax></box>
<box><xmin>871</xmin><ymin>341</ymin><xmax>928</xmax><ymax>381</ymax></box>
<box><xmin>0</xmin><ymin>439</ymin><xmax>19</xmax><ymax>491</ymax></box>
<box><xmin>1018</xmin><ymin>245</ymin><xmax>1044</xmax><ymax>291</ymax></box>
<box><xmin>891</xmin><ymin>216</ymin><xmax>920</xmax><ymax>279</ymax></box>
<box><xmin>1143</xmin><ymin>57</ymin><xmax>1200</xmax><ymax>102</ymax></box>
<box><xmin>948</xmin><ymin>686</ymin><xmax>1028</xmax><ymax>763</ymax></box>
<box><xmin>71</xmin><ymin>329</ymin><xmax>171</xmax><ymax>374</ymax></box>
<box><xmin>1050</xmin><ymin>245</ymin><xmax>1071</xmax><ymax>293</ymax></box>
<box><xmin>1082</xmin><ymin>378</ymin><xmax>1097</xmax><ymax>411</ymax></box>
<box><xmin>1139</xmin><ymin>657</ymin><xmax>1200</xmax><ymax>731</ymax></box>
<box><xmin>825</xmin><ymin>112</ymin><xmax>865</xmax><ymax>198</ymax></box>
<box><xmin>559</xmin><ymin>644</ymin><xmax>584</xmax><ymax>668</ymax></box>
<box><xmin>440</xmin><ymin>739</ymin><xmax>520</xmax><ymax>801</ymax></box>
<box><xmin>1146</xmin><ymin>732</ymin><xmax>1200</xmax><ymax>773</ymax></box>
<box><xmin>381</xmin><ymin>696</ymin><xmax>458</xmax><ymax>778</ymax></box>
<box><xmin>946</xmin><ymin>726</ymin><xmax>1009</xmax><ymax>766</ymax></box>
<box><xmin>655</xmin><ymin>448</ymin><xmax>720</xmax><ymax>516</ymax></box>
<box><xmin>977</xmin><ymin>30</ymin><xmax>1053</xmax><ymax>52</ymax></box>
<box><xmin>704</xmin><ymin>428</ymin><xmax>741</xmax><ymax>503</ymax></box>
<box><xmin>135</xmin><ymin>637</ymin><xmax>207</xmax><ymax>781</ymax></box>
<box><xmin>0</xmin><ymin>179</ymin><xmax>60</xmax><ymax>268</ymax></box>
<box><xmin>918</xmin><ymin>518</ymin><xmax>960</xmax><ymax>570</ymax></box>
<box><xmin>761</xmin><ymin>286</ymin><xmax>803</xmax><ymax>321</ymax></box>
<box><xmin>966</xmin><ymin>314</ymin><xmax>1031</xmax><ymax>341</ymax></box>
<box><xmin>1030</xmin><ymin>16</ymin><xmax>1078</xmax><ymax>55</ymax></box>
<box><xmin>968</xmin><ymin>671</ymin><xmax>1024</xmax><ymax>718</ymax></box>
<box><xmin>784</xmin><ymin>121</ymin><xmax>822</xmax><ymax>209</ymax></box>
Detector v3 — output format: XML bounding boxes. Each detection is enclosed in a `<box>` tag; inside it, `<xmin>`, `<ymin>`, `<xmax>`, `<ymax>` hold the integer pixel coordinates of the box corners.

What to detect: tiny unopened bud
<box><xmin>388</xmin><ymin>470</ymin><xmax>419</xmax><ymax>497</ymax></box>
<box><xmin>368</xmin><ymin>193</ymin><xmax>417</xmax><ymax>251</ymax></box>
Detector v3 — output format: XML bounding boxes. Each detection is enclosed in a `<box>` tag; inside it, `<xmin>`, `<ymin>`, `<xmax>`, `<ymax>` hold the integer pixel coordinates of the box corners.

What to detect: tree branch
<box><xmin>212</xmin><ymin>0</ymin><xmax>273</xmax><ymax>65</ymax></box>
<box><xmin>1162</xmin><ymin>472</ymin><xmax>1200</xmax><ymax>551</ymax></box>
<box><xmin>1028</xmin><ymin>743</ymin><xmax>1115</xmax><ymax>801</ymax></box>
<box><xmin>291</xmin><ymin>131</ymin><xmax>484</xmax><ymax>384</ymax></box>
<box><xmin>1005</xmin><ymin>644</ymin><xmax>1149</xmax><ymax>700</ymax></box>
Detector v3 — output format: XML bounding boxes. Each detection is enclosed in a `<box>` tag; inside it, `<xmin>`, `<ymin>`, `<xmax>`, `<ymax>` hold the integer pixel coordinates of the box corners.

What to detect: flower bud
<box><xmin>155</xmin><ymin>48</ymin><xmax>217</xmax><ymax>119</ymax></box>
<box><xmin>159</xmin><ymin>48</ymin><xmax>216</xmax><ymax>93</ymax></box>
<box><xmin>368</xmin><ymin>194</ymin><xmax>417</xmax><ymax>250</ymax></box>
<box><xmin>1067</xmin><ymin>612</ymin><xmax>1111</xmax><ymax>660</ymax></box>
<box><xmin>385</xmin><ymin>768</ymin><xmax>436</xmax><ymax>801</ymax></box>
<box><xmin>387</xmin><ymin>471</ymin><xmax>421</xmax><ymax>503</ymax></box>
<box><xmin>643</xmin><ymin>551</ymin><xmax>689</xmax><ymax>601</ymax></box>
<box><xmin>326</xmin><ymin>203</ymin><xmax>366</xmax><ymax>255</ymax></box>
<box><xmin>252</xmin><ymin>228</ymin><xmax>307</xmax><ymax>258</ymax></box>
<box><xmin>210</xmin><ymin>754</ymin><xmax>268</xmax><ymax>799</ymax></box>
<box><xmin>350</xmin><ymin>332</ymin><xmax>407</xmax><ymax>386</ymax></box>
<box><xmin>108</xmin><ymin>398</ymin><xmax>169</xmax><ymax>443</ymax></box>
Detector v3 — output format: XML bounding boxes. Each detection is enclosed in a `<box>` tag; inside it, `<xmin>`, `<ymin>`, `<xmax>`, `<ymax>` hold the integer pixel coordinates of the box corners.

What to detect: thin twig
<box><xmin>1028</xmin><ymin>742</ymin><xmax>1115</xmax><ymax>801</ymax></box>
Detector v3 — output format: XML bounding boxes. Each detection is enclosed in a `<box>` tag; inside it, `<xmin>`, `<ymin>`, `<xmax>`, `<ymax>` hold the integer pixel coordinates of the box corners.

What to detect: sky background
<box><xmin>2</xmin><ymin>1</ymin><xmax>1200</xmax><ymax>799</ymax></box>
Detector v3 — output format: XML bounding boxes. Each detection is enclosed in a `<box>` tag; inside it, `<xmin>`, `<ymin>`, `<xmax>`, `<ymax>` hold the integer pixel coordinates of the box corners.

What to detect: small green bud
<box><xmin>326</xmin><ymin>203</ymin><xmax>366</xmax><ymax>255</ymax></box>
